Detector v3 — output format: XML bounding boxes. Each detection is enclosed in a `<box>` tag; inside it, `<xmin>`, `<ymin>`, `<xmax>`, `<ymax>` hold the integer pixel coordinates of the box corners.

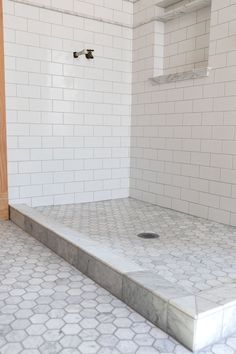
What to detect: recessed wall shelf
<box><xmin>156</xmin><ymin>0</ymin><xmax>184</xmax><ymax>8</ymax></box>
<box><xmin>150</xmin><ymin>67</ymin><xmax>211</xmax><ymax>84</ymax></box>
<box><xmin>150</xmin><ymin>0</ymin><xmax>212</xmax><ymax>83</ymax></box>
<box><xmin>155</xmin><ymin>0</ymin><xmax>211</xmax><ymax>22</ymax></box>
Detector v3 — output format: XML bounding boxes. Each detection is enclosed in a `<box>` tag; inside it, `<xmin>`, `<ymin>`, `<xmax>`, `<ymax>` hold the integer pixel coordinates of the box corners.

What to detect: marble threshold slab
<box><xmin>10</xmin><ymin>204</ymin><xmax>236</xmax><ymax>352</ymax></box>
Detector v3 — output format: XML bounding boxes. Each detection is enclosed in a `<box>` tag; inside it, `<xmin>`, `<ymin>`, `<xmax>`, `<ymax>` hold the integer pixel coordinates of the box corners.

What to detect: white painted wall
<box><xmin>131</xmin><ymin>0</ymin><xmax>236</xmax><ymax>227</ymax></box>
<box><xmin>4</xmin><ymin>0</ymin><xmax>133</xmax><ymax>206</ymax></box>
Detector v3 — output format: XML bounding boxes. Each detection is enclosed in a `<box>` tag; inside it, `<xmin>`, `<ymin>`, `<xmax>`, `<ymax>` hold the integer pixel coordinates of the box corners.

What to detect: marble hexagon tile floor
<box><xmin>0</xmin><ymin>222</ymin><xmax>235</xmax><ymax>353</ymax></box>
<box><xmin>36</xmin><ymin>198</ymin><xmax>236</xmax><ymax>296</ymax></box>
<box><xmin>0</xmin><ymin>220</ymin><xmax>184</xmax><ymax>354</ymax></box>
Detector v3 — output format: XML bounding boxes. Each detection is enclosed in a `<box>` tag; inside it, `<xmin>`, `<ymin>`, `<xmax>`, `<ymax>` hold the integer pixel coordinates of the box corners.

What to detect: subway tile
<box><xmin>4</xmin><ymin>0</ymin><xmax>236</xmax><ymax>229</ymax></box>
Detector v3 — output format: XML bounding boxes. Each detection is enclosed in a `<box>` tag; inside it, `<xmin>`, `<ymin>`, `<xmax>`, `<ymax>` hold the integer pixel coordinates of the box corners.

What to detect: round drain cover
<box><xmin>137</xmin><ymin>232</ymin><xmax>160</xmax><ymax>239</ymax></box>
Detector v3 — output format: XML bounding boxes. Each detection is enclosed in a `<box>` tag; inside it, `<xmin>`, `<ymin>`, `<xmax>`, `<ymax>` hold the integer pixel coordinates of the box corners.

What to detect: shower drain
<box><xmin>137</xmin><ymin>232</ymin><xmax>160</xmax><ymax>239</ymax></box>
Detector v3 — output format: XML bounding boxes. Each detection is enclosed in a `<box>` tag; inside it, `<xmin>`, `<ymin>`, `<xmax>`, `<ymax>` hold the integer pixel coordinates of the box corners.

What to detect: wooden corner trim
<box><xmin>0</xmin><ymin>0</ymin><xmax>9</xmax><ymax>220</ymax></box>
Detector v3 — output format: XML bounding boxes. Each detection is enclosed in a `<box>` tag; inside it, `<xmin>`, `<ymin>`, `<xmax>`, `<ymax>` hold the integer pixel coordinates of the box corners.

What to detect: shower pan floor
<box><xmin>36</xmin><ymin>198</ymin><xmax>236</xmax><ymax>296</ymax></box>
<box><xmin>10</xmin><ymin>198</ymin><xmax>236</xmax><ymax>351</ymax></box>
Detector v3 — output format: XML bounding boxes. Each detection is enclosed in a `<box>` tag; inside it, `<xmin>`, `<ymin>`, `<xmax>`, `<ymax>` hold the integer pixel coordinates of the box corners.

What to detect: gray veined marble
<box><xmin>125</xmin><ymin>271</ymin><xmax>189</xmax><ymax>300</ymax></box>
<box><xmin>35</xmin><ymin>198</ymin><xmax>236</xmax><ymax>296</ymax></box>
<box><xmin>156</xmin><ymin>0</ymin><xmax>211</xmax><ymax>8</ymax></box>
<box><xmin>156</xmin><ymin>0</ymin><xmax>184</xmax><ymax>8</ymax></box>
<box><xmin>123</xmin><ymin>273</ymin><xmax>168</xmax><ymax>332</ymax></box>
<box><xmin>168</xmin><ymin>295</ymin><xmax>224</xmax><ymax>351</ymax></box>
<box><xmin>1</xmin><ymin>219</ymin><xmax>188</xmax><ymax>354</ymax></box>
<box><xmin>150</xmin><ymin>67</ymin><xmax>211</xmax><ymax>84</ymax></box>
<box><xmin>4</xmin><ymin>217</ymin><xmax>236</xmax><ymax>354</ymax></box>
<box><xmin>199</xmin><ymin>283</ymin><xmax>236</xmax><ymax>306</ymax></box>
<box><xmin>167</xmin><ymin>304</ymin><xmax>195</xmax><ymax>350</ymax></box>
<box><xmin>156</xmin><ymin>0</ymin><xmax>212</xmax><ymax>21</ymax></box>
<box><xmin>170</xmin><ymin>295</ymin><xmax>220</xmax><ymax>319</ymax></box>
<box><xmin>10</xmin><ymin>199</ymin><xmax>236</xmax><ymax>351</ymax></box>
<box><xmin>194</xmin><ymin>309</ymin><xmax>223</xmax><ymax>351</ymax></box>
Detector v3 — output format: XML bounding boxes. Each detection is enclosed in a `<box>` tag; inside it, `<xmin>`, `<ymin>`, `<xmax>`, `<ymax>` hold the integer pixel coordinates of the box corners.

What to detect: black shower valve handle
<box><xmin>85</xmin><ymin>49</ymin><xmax>94</xmax><ymax>59</ymax></box>
<box><xmin>73</xmin><ymin>49</ymin><xmax>94</xmax><ymax>59</ymax></box>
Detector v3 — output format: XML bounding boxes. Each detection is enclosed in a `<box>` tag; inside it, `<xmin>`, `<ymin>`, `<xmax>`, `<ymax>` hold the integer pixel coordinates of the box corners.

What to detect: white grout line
<box><xmin>9</xmin><ymin>0</ymin><xmax>156</xmax><ymax>30</ymax></box>
<box><xmin>9</xmin><ymin>0</ymin><xmax>133</xmax><ymax>29</ymax></box>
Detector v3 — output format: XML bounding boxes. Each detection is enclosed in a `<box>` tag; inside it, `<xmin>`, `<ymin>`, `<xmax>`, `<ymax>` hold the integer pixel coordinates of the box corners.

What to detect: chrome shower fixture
<box><xmin>73</xmin><ymin>49</ymin><xmax>94</xmax><ymax>59</ymax></box>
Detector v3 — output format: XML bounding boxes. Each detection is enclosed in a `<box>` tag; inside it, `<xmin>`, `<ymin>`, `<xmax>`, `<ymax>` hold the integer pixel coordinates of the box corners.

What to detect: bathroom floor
<box><xmin>36</xmin><ymin>198</ymin><xmax>236</xmax><ymax>296</ymax></box>
<box><xmin>2</xmin><ymin>218</ymin><xmax>236</xmax><ymax>354</ymax></box>
<box><xmin>0</xmin><ymin>220</ymin><xmax>182</xmax><ymax>354</ymax></box>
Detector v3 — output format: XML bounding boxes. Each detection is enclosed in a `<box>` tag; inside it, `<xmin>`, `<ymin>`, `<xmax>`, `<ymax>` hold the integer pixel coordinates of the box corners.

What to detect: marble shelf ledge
<box><xmin>156</xmin><ymin>0</ymin><xmax>211</xmax><ymax>22</ymax></box>
<box><xmin>156</xmin><ymin>0</ymin><xmax>182</xmax><ymax>8</ymax></box>
<box><xmin>150</xmin><ymin>67</ymin><xmax>211</xmax><ymax>84</ymax></box>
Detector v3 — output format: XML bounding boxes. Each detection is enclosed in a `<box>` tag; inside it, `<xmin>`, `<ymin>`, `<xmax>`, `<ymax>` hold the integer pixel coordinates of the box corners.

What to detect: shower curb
<box><xmin>10</xmin><ymin>204</ymin><xmax>236</xmax><ymax>352</ymax></box>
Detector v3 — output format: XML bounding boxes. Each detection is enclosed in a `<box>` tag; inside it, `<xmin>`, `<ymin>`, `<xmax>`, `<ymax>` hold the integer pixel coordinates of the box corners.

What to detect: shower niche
<box><xmin>150</xmin><ymin>0</ymin><xmax>212</xmax><ymax>84</ymax></box>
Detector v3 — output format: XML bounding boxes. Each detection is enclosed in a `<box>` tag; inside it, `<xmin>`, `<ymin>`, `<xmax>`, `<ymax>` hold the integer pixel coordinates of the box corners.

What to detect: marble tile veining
<box><xmin>36</xmin><ymin>198</ymin><xmax>236</xmax><ymax>296</ymax></box>
<box><xmin>151</xmin><ymin>67</ymin><xmax>211</xmax><ymax>84</ymax></box>
<box><xmin>3</xmin><ymin>211</ymin><xmax>236</xmax><ymax>353</ymax></box>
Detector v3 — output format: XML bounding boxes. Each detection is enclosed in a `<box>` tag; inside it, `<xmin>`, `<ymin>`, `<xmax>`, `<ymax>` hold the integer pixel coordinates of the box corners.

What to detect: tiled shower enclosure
<box><xmin>5</xmin><ymin>0</ymin><xmax>236</xmax><ymax>227</ymax></box>
<box><xmin>4</xmin><ymin>0</ymin><xmax>236</xmax><ymax>352</ymax></box>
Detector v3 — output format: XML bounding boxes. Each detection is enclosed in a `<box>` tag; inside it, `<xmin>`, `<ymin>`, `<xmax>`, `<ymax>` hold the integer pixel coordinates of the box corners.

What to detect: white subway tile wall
<box><xmin>164</xmin><ymin>6</ymin><xmax>211</xmax><ymax>75</ymax></box>
<box><xmin>131</xmin><ymin>0</ymin><xmax>236</xmax><ymax>227</ymax></box>
<box><xmin>3</xmin><ymin>0</ymin><xmax>236</xmax><ymax>227</ymax></box>
<box><xmin>4</xmin><ymin>0</ymin><xmax>133</xmax><ymax>206</ymax></box>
